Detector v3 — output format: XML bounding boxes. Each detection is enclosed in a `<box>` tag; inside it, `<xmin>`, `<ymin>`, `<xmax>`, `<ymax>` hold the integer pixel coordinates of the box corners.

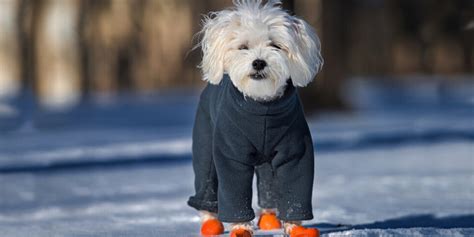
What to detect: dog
<box><xmin>187</xmin><ymin>1</ymin><xmax>323</xmax><ymax>236</ymax></box>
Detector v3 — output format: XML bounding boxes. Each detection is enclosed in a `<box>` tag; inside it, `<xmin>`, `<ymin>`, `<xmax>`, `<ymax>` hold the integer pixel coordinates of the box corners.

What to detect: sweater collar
<box><xmin>222</xmin><ymin>74</ymin><xmax>298</xmax><ymax>115</ymax></box>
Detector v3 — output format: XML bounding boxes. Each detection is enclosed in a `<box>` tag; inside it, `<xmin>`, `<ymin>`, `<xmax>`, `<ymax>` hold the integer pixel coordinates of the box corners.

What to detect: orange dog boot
<box><xmin>200</xmin><ymin>219</ymin><xmax>224</xmax><ymax>236</ymax></box>
<box><xmin>230</xmin><ymin>228</ymin><xmax>252</xmax><ymax>237</ymax></box>
<box><xmin>289</xmin><ymin>226</ymin><xmax>320</xmax><ymax>237</ymax></box>
<box><xmin>258</xmin><ymin>212</ymin><xmax>281</xmax><ymax>230</ymax></box>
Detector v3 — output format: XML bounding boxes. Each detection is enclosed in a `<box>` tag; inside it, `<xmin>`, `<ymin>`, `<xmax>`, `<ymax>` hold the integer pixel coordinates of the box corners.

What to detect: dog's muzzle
<box><xmin>250</xmin><ymin>72</ymin><xmax>266</xmax><ymax>80</ymax></box>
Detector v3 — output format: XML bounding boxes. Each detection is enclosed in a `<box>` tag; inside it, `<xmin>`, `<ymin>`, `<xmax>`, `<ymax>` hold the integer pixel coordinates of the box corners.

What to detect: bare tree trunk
<box><xmin>35</xmin><ymin>0</ymin><xmax>81</xmax><ymax>109</ymax></box>
<box><xmin>0</xmin><ymin>0</ymin><xmax>21</xmax><ymax>99</ymax></box>
<box><xmin>299</xmin><ymin>0</ymin><xmax>347</xmax><ymax>113</ymax></box>
<box><xmin>131</xmin><ymin>0</ymin><xmax>195</xmax><ymax>90</ymax></box>
<box><xmin>18</xmin><ymin>0</ymin><xmax>36</xmax><ymax>94</ymax></box>
<box><xmin>81</xmin><ymin>0</ymin><xmax>135</xmax><ymax>95</ymax></box>
<box><xmin>347</xmin><ymin>1</ymin><xmax>393</xmax><ymax>75</ymax></box>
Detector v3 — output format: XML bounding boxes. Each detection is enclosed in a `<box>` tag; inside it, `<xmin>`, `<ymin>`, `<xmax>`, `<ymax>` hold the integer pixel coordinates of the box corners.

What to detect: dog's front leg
<box><xmin>212</xmin><ymin>121</ymin><xmax>258</xmax><ymax>236</ymax></box>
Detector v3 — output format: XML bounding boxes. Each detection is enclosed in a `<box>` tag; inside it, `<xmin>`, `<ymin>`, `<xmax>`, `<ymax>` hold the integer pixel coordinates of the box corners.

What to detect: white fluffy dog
<box><xmin>200</xmin><ymin>0</ymin><xmax>323</xmax><ymax>101</ymax></box>
<box><xmin>189</xmin><ymin>0</ymin><xmax>323</xmax><ymax>236</ymax></box>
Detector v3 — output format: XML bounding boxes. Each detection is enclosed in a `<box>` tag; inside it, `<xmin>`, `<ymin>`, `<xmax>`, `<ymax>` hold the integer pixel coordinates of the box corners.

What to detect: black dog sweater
<box><xmin>188</xmin><ymin>75</ymin><xmax>314</xmax><ymax>222</ymax></box>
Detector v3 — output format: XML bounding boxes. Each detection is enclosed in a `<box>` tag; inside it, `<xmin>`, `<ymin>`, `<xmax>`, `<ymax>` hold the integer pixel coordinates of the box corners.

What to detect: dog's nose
<box><xmin>252</xmin><ymin>59</ymin><xmax>267</xmax><ymax>71</ymax></box>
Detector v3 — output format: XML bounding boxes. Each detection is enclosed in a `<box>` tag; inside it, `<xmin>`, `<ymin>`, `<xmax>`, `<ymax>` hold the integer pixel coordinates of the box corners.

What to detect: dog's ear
<box><xmin>287</xmin><ymin>17</ymin><xmax>323</xmax><ymax>87</ymax></box>
<box><xmin>200</xmin><ymin>14</ymin><xmax>229</xmax><ymax>85</ymax></box>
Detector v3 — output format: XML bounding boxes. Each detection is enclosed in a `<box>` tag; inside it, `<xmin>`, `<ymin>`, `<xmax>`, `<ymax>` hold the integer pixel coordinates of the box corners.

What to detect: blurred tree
<box><xmin>134</xmin><ymin>0</ymin><xmax>194</xmax><ymax>89</ymax></box>
<box><xmin>35</xmin><ymin>0</ymin><xmax>81</xmax><ymax>109</ymax></box>
<box><xmin>81</xmin><ymin>0</ymin><xmax>136</xmax><ymax>95</ymax></box>
<box><xmin>273</xmin><ymin>0</ymin><xmax>345</xmax><ymax>112</ymax></box>
<box><xmin>1</xmin><ymin>0</ymin><xmax>472</xmax><ymax>111</ymax></box>
<box><xmin>300</xmin><ymin>0</ymin><xmax>348</xmax><ymax>112</ymax></box>
<box><xmin>0</xmin><ymin>0</ymin><xmax>21</xmax><ymax>99</ymax></box>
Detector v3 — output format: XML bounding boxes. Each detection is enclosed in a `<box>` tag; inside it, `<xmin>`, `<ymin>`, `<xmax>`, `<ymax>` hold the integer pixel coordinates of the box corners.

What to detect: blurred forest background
<box><xmin>0</xmin><ymin>0</ymin><xmax>473</xmax><ymax>111</ymax></box>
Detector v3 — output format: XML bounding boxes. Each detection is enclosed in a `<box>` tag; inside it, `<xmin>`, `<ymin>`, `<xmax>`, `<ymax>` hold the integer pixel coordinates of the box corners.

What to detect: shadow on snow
<box><xmin>309</xmin><ymin>214</ymin><xmax>474</xmax><ymax>234</ymax></box>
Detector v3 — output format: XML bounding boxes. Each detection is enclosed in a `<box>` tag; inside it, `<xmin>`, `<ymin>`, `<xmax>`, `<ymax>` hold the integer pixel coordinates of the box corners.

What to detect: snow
<box><xmin>0</xmin><ymin>137</ymin><xmax>191</xmax><ymax>170</ymax></box>
<box><xmin>0</xmin><ymin>80</ymin><xmax>473</xmax><ymax>236</ymax></box>
<box><xmin>314</xmin><ymin>142</ymin><xmax>474</xmax><ymax>225</ymax></box>
<box><xmin>0</xmin><ymin>141</ymin><xmax>472</xmax><ymax>236</ymax></box>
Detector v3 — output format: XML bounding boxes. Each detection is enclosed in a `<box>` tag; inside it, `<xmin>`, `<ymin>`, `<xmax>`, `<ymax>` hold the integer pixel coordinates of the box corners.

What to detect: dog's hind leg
<box><xmin>256</xmin><ymin>162</ymin><xmax>277</xmax><ymax>210</ymax></box>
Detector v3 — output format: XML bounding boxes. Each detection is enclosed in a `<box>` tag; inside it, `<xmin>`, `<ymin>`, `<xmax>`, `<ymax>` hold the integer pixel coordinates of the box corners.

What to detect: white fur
<box><xmin>230</xmin><ymin>222</ymin><xmax>254</xmax><ymax>234</ymax></box>
<box><xmin>200</xmin><ymin>211</ymin><xmax>218</xmax><ymax>222</ymax></box>
<box><xmin>283</xmin><ymin>221</ymin><xmax>303</xmax><ymax>234</ymax></box>
<box><xmin>199</xmin><ymin>0</ymin><xmax>323</xmax><ymax>101</ymax></box>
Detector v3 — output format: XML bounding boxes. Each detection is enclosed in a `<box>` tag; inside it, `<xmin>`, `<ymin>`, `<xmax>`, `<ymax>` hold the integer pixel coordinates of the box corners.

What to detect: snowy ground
<box><xmin>0</xmin><ymin>80</ymin><xmax>473</xmax><ymax>236</ymax></box>
<box><xmin>1</xmin><ymin>140</ymin><xmax>473</xmax><ymax>237</ymax></box>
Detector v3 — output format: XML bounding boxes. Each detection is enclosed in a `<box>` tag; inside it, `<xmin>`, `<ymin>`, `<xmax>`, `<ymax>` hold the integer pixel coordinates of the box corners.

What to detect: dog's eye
<box><xmin>270</xmin><ymin>43</ymin><xmax>281</xmax><ymax>50</ymax></box>
<box><xmin>238</xmin><ymin>44</ymin><xmax>249</xmax><ymax>50</ymax></box>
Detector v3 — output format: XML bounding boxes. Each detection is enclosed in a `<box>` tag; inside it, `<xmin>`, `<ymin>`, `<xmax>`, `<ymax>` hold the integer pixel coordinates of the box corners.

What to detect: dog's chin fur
<box><xmin>234</xmin><ymin>76</ymin><xmax>287</xmax><ymax>102</ymax></box>
<box><xmin>198</xmin><ymin>0</ymin><xmax>323</xmax><ymax>102</ymax></box>
<box><xmin>226</xmin><ymin>43</ymin><xmax>290</xmax><ymax>101</ymax></box>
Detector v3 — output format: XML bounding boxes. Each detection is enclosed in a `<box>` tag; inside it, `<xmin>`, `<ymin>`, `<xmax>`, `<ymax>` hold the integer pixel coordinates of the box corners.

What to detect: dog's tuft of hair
<box><xmin>198</xmin><ymin>0</ymin><xmax>323</xmax><ymax>101</ymax></box>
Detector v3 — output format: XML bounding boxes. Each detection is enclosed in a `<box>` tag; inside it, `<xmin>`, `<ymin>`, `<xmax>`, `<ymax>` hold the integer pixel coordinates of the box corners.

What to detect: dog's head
<box><xmin>199</xmin><ymin>0</ymin><xmax>323</xmax><ymax>101</ymax></box>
